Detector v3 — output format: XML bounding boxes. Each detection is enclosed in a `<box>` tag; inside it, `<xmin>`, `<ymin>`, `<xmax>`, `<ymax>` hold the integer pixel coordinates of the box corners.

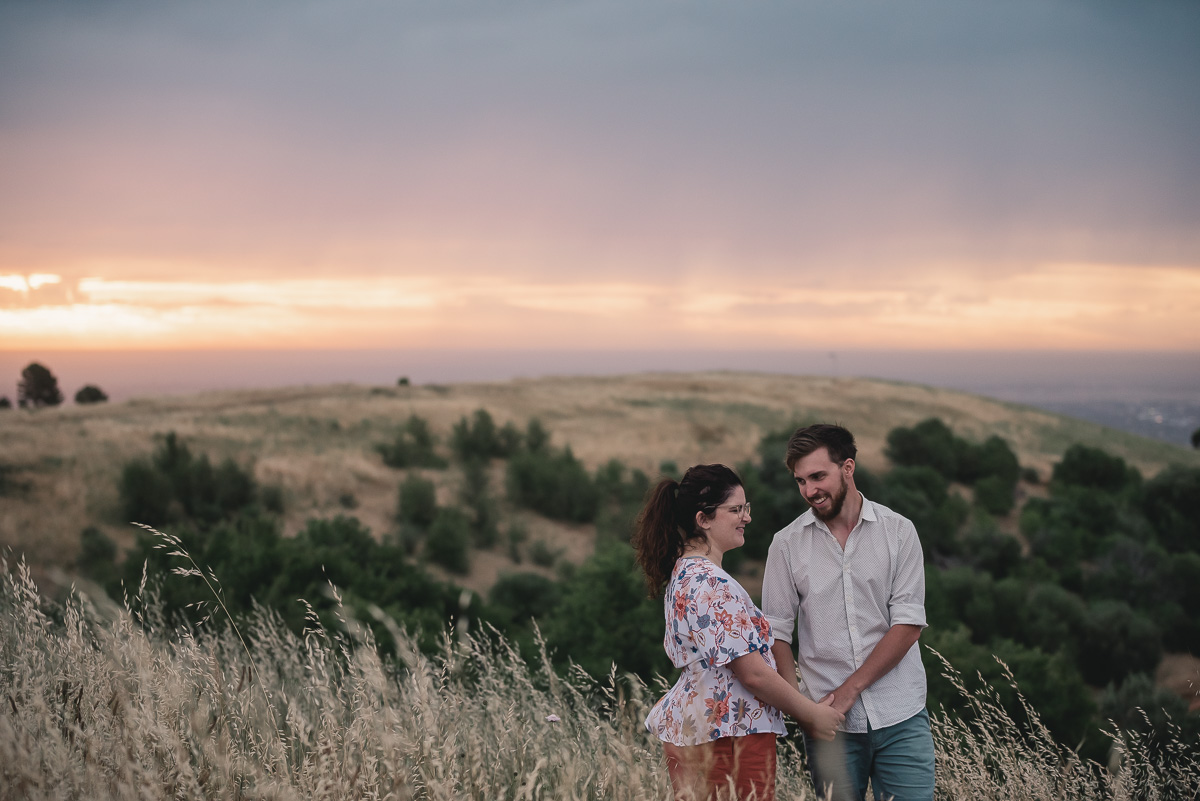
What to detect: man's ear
<box><xmin>843</xmin><ymin>458</ymin><xmax>856</xmax><ymax>480</ymax></box>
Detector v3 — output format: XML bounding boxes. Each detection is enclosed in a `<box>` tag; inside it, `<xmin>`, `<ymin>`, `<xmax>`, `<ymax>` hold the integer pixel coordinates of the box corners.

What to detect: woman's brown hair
<box><xmin>632</xmin><ymin>463</ymin><xmax>742</xmax><ymax>597</ymax></box>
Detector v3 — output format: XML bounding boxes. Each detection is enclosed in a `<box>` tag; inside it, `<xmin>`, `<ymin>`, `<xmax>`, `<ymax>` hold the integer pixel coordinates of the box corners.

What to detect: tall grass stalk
<box><xmin>1</xmin><ymin>556</ymin><xmax>1196</xmax><ymax>800</ymax></box>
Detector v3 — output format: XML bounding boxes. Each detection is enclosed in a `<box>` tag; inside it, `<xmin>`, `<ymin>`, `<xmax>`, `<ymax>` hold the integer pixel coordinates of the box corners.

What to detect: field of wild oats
<box><xmin>1</xmin><ymin>556</ymin><xmax>1197</xmax><ymax>801</ymax></box>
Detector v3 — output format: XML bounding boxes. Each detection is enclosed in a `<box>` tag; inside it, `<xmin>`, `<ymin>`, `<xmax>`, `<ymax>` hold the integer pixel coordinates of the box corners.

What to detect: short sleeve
<box><xmin>667</xmin><ymin>563</ymin><xmax>774</xmax><ymax>670</ymax></box>
<box><xmin>887</xmin><ymin>517</ymin><xmax>927</xmax><ymax>628</ymax></box>
<box><xmin>761</xmin><ymin>535</ymin><xmax>800</xmax><ymax>644</ymax></box>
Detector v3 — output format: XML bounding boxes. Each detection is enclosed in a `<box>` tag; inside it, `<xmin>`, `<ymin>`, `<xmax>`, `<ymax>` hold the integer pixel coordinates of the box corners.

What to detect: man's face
<box><xmin>792</xmin><ymin>447</ymin><xmax>851</xmax><ymax>521</ymax></box>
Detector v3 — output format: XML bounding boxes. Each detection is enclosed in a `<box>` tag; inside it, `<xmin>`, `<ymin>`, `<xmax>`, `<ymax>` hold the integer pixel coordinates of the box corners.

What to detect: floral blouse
<box><xmin>644</xmin><ymin>557</ymin><xmax>788</xmax><ymax>746</ymax></box>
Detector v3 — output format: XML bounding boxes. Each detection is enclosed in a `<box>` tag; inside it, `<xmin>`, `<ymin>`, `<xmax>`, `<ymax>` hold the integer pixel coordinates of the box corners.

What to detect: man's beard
<box><xmin>811</xmin><ymin>474</ymin><xmax>848</xmax><ymax>521</ymax></box>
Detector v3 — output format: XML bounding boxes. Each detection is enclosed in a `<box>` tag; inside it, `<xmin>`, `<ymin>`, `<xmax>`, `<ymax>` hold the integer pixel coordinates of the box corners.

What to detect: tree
<box><xmin>1192</xmin><ymin>427</ymin><xmax>1200</xmax><ymax>449</ymax></box>
<box><xmin>376</xmin><ymin>415</ymin><xmax>446</xmax><ymax>469</ymax></box>
<box><xmin>74</xmin><ymin>385</ymin><xmax>108</xmax><ymax>404</ymax></box>
<box><xmin>1052</xmin><ymin>444</ymin><xmax>1140</xmax><ymax>493</ymax></box>
<box><xmin>541</xmin><ymin>542</ymin><xmax>671</xmax><ymax>680</ymax></box>
<box><xmin>18</xmin><ymin>362</ymin><xmax>63</xmax><ymax>408</ymax></box>
<box><xmin>885</xmin><ymin>418</ymin><xmax>959</xmax><ymax>477</ymax></box>
<box><xmin>425</xmin><ymin>507</ymin><xmax>472</xmax><ymax>573</ymax></box>
<box><xmin>1139</xmin><ymin>466</ymin><xmax>1200</xmax><ymax>553</ymax></box>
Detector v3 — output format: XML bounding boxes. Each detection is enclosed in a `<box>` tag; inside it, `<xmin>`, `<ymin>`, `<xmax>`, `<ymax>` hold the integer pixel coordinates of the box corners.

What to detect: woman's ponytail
<box><xmin>632</xmin><ymin>464</ymin><xmax>742</xmax><ymax>597</ymax></box>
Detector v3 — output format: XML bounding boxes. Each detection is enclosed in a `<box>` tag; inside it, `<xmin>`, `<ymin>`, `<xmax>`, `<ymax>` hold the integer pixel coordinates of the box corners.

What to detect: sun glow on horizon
<box><xmin>1</xmin><ymin>262</ymin><xmax>1197</xmax><ymax>351</ymax></box>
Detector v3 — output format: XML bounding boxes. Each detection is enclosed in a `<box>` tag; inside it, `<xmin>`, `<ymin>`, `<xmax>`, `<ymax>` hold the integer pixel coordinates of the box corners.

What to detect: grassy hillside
<box><xmin>2</xmin><ymin>371</ymin><xmax>1197</xmax><ymax>593</ymax></box>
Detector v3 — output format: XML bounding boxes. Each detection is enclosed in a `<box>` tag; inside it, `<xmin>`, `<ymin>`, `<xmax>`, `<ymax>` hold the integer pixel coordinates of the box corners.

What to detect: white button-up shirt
<box><xmin>761</xmin><ymin>494</ymin><xmax>928</xmax><ymax>733</ymax></box>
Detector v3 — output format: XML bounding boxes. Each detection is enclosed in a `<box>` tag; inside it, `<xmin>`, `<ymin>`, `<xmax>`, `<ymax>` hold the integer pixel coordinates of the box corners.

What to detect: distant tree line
<box><xmin>0</xmin><ymin>361</ymin><xmax>108</xmax><ymax>409</ymax></box>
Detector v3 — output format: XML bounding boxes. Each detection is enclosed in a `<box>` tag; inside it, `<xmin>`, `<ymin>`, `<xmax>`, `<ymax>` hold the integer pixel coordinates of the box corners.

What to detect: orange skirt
<box><xmin>662</xmin><ymin>733</ymin><xmax>777</xmax><ymax>801</ymax></box>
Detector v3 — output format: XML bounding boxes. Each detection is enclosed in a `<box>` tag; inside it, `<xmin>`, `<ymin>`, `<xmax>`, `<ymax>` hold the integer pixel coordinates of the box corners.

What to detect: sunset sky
<box><xmin>2</xmin><ymin>0</ymin><xmax>1198</xmax><ymax>352</ymax></box>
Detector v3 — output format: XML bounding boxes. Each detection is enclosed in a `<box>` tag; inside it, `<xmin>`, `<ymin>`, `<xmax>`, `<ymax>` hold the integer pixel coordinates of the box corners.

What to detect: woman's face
<box><xmin>698</xmin><ymin>484</ymin><xmax>750</xmax><ymax>555</ymax></box>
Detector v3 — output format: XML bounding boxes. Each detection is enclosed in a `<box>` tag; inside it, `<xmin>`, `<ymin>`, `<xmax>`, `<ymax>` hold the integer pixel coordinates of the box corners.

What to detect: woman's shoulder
<box><xmin>671</xmin><ymin>557</ymin><xmax>748</xmax><ymax>597</ymax></box>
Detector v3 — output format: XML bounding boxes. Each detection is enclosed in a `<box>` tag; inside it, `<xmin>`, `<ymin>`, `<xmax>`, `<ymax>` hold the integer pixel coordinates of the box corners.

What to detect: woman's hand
<box><xmin>804</xmin><ymin>697</ymin><xmax>844</xmax><ymax>741</ymax></box>
<box><xmin>730</xmin><ymin>652</ymin><xmax>845</xmax><ymax>739</ymax></box>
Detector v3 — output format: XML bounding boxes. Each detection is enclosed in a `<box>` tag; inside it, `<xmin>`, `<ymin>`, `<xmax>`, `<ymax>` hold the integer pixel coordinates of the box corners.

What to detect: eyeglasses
<box><xmin>718</xmin><ymin>502</ymin><xmax>751</xmax><ymax>518</ymax></box>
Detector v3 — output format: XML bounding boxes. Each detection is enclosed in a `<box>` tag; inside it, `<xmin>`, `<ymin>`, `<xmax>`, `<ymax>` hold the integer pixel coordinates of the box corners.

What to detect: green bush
<box><xmin>488</xmin><ymin>572</ymin><xmax>561</xmax><ymax>629</ymax></box>
<box><xmin>524</xmin><ymin>418</ymin><xmax>550</xmax><ymax>453</ymax></box>
<box><xmin>1139</xmin><ymin>465</ymin><xmax>1200</xmax><ymax>553</ymax></box>
<box><xmin>1052</xmin><ymin>444</ymin><xmax>1141</xmax><ymax>493</ymax></box>
<box><xmin>973</xmin><ymin>474</ymin><xmax>1016</xmax><ymax>515</ymax></box>
<box><xmin>426</xmin><ymin>507</ymin><xmax>472</xmax><ymax>574</ymax></box>
<box><xmin>541</xmin><ymin>542</ymin><xmax>671</xmax><ymax>680</ymax></box>
<box><xmin>506</xmin><ymin>445</ymin><xmax>598</xmax><ymax>523</ymax></box>
<box><xmin>528</xmin><ymin>539</ymin><xmax>560</xmax><ymax>568</ymax></box>
<box><xmin>119</xmin><ymin>433</ymin><xmax>259</xmax><ymax>527</ymax></box>
<box><xmin>77</xmin><ymin>526</ymin><xmax>118</xmax><ymax>587</ymax></box>
<box><xmin>959</xmin><ymin>514</ymin><xmax>1021</xmax><ymax>576</ymax></box>
<box><xmin>875</xmin><ymin>465</ymin><xmax>969</xmax><ymax>557</ymax></box>
<box><xmin>450</xmin><ymin>409</ymin><xmax>520</xmax><ymax>462</ymax></box>
<box><xmin>74</xmin><ymin>385</ymin><xmax>108</xmax><ymax>404</ymax></box>
<box><xmin>397</xmin><ymin>474</ymin><xmax>438</xmax><ymax>530</ymax></box>
<box><xmin>375</xmin><ymin>415</ymin><xmax>447</xmax><ymax>469</ymax></box>
<box><xmin>885</xmin><ymin>418</ymin><xmax>959</xmax><ymax>477</ymax></box>
<box><xmin>1077</xmin><ymin>600</ymin><xmax>1161</xmax><ymax>686</ymax></box>
<box><xmin>460</xmin><ymin>458</ymin><xmax>499</xmax><ymax>548</ymax></box>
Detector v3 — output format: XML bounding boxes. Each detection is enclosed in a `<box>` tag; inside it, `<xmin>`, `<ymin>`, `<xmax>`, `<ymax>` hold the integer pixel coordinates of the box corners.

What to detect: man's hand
<box><xmin>819</xmin><ymin>686</ymin><xmax>860</xmax><ymax>717</ymax></box>
<box><xmin>805</xmin><ymin>696</ymin><xmax>844</xmax><ymax>741</ymax></box>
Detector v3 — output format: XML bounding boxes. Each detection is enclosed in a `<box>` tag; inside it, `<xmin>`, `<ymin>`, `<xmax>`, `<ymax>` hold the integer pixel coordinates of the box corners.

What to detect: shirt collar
<box><xmin>796</xmin><ymin>491</ymin><xmax>873</xmax><ymax>532</ymax></box>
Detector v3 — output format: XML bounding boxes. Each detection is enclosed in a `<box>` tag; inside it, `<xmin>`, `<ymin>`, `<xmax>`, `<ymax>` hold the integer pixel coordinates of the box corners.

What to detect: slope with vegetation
<box><xmin>1</xmin><ymin>371</ymin><xmax>1198</xmax><ymax>771</ymax></box>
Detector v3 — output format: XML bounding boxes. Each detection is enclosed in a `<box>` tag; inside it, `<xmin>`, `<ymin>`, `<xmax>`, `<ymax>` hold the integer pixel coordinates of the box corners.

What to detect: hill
<box><xmin>2</xmin><ymin>370</ymin><xmax>1197</xmax><ymax>595</ymax></box>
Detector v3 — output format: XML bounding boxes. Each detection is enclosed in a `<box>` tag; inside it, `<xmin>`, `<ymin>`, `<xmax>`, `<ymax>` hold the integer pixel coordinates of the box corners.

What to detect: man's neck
<box><xmin>825</xmin><ymin>488</ymin><xmax>863</xmax><ymax>547</ymax></box>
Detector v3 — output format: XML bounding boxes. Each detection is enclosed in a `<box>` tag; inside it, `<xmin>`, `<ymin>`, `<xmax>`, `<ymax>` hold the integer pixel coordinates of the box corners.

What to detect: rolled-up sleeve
<box><xmin>887</xmin><ymin>518</ymin><xmax>927</xmax><ymax>628</ymax></box>
<box><xmin>761</xmin><ymin>536</ymin><xmax>800</xmax><ymax>644</ymax></box>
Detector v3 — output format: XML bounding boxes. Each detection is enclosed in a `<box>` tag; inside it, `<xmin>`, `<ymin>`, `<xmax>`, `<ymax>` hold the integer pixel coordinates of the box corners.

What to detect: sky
<box><xmin>1</xmin><ymin>0</ymin><xmax>1199</xmax><ymax>352</ymax></box>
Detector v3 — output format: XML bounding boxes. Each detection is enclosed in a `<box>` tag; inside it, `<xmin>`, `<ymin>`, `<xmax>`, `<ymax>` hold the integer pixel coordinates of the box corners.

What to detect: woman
<box><xmin>635</xmin><ymin>464</ymin><xmax>843</xmax><ymax>801</ymax></box>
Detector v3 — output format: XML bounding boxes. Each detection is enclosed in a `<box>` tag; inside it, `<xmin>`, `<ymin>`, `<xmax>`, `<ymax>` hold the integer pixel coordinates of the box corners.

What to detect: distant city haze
<box><xmin>3</xmin><ymin>349</ymin><xmax>1196</xmax><ymax>446</ymax></box>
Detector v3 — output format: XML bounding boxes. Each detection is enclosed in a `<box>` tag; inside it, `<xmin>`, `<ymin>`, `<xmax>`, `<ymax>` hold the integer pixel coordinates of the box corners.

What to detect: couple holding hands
<box><xmin>635</xmin><ymin>424</ymin><xmax>935</xmax><ymax>801</ymax></box>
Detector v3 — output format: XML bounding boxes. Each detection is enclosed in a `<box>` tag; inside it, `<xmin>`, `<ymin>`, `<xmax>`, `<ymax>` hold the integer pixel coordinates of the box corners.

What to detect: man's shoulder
<box><xmin>861</xmin><ymin>496</ymin><xmax>919</xmax><ymax>534</ymax></box>
<box><xmin>769</xmin><ymin>510</ymin><xmax>816</xmax><ymax>544</ymax></box>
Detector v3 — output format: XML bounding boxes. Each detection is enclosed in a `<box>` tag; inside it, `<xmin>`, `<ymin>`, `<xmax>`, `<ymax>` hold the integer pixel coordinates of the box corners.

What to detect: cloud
<box><xmin>0</xmin><ymin>262</ymin><xmax>1196</xmax><ymax>350</ymax></box>
<box><xmin>1</xmin><ymin>0</ymin><xmax>1198</xmax><ymax>286</ymax></box>
<box><xmin>0</xmin><ymin>274</ymin><xmax>88</xmax><ymax>308</ymax></box>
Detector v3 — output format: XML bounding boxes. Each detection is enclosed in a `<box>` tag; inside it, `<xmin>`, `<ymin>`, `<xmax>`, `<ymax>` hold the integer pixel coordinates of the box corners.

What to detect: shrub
<box><xmin>875</xmin><ymin>465</ymin><xmax>968</xmax><ymax>557</ymax></box>
<box><xmin>0</xmin><ymin>396</ymin><xmax>10</xmax><ymax>409</ymax></box>
<box><xmin>528</xmin><ymin>539</ymin><xmax>560</xmax><ymax>568</ymax></box>
<box><xmin>1077</xmin><ymin>600</ymin><xmax>1161</xmax><ymax>686</ymax></box>
<box><xmin>1052</xmin><ymin>444</ymin><xmax>1141</xmax><ymax>493</ymax></box>
<box><xmin>506</xmin><ymin>445</ymin><xmax>599</xmax><ymax>523</ymax></box>
<box><xmin>524</xmin><ymin>418</ymin><xmax>550</xmax><ymax>452</ymax></box>
<box><xmin>541</xmin><ymin>542</ymin><xmax>671</xmax><ymax>680</ymax></box>
<box><xmin>973</xmin><ymin>474</ymin><xmax>1015</xmax><ymax>515</ymax></box>
<box><xmin>959</xmin><ymin>514</ymin><xmax>1021</xmax><ymax>576</ymax></box>
<box><xmin>426</xmin><ymin>507</ymin><xmax>472</xmax><ymax>573</ymax></box>
<box><xmin>488</xmin><ymin>572</ymin><xmax>562</xmax><ymax>629</ymax></box>
<box><xmin>77</xmin><ymin>525</ymin><xmax>118</xmax><ymax>587</ymax></box>
<box><xmin>885</xmin><ymin>418</ymin><xmax>959</xmax><ymax>477</ymax></box>
<box><xmin>119</xmin><ymin>433</ymin><xmax>259</xmax><ymax>527</ymax></box>
<box><xmin>450</xmin><ymin>409</ymin><xmax>520</xmax><ymax>461</ymax></box>
<box><xmin>74</xmin><ymin>385</ymin><xmax>108</xmax><ymax>404</ymax></box>
<box><xmin>1139</xmin><ymin>465</ymin><xmax>1200</xmax><ymax>553</ymax></box>
<box><xmin>460</xmin><ymin>458</ymin><xmax>499</xmax><ymax>547</ymax></box>
<box><xmin>396</xmin><ymin>474</ymin><xmax>438</xmax><ymax>529</ymax></box>
<box><xmin>375</xmin><ymin>415</ymin><xmax>447</xmax><ymax>469</ymax></box>
<box><xmin>506</xmin><ymin>522</ymin><xmax>528</xmax><ymax>563</ymax></box>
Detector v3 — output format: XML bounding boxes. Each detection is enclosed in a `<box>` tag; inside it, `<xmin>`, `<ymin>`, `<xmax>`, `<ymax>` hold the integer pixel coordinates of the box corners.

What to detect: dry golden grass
<box><xmin>2</xmin><ymin>371</ymin><xmax>1196</xmax><ymax>593</ymax></box>
<box><xmin>3</xmin><ymin>546</ymin><xmax>1197</xmax><ymax>801</ymax></box>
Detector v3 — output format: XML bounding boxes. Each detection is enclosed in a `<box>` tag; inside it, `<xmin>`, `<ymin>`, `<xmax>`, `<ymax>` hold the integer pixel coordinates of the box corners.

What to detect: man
<box><xmin>761</xmin><ymin>423</ymin><xmax>934</xmax><ymax>801</ymax></box>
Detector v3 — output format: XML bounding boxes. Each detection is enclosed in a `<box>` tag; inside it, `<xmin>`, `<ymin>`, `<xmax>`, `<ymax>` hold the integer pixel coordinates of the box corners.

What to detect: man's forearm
<box><xmin>825</xmin><ymin>624</ymin><xmax>922</xmax><ymax>714</ymax></box>
<box><xmin>770</xmin><ymin>640</ymin><xmax>801</xmax><ymax>692</ymax></box>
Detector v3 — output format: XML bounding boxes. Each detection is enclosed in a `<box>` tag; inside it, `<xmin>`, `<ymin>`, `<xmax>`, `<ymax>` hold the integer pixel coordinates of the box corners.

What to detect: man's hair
<box><xmin>785</xmin><ymin>423</ymin><xmax>857</xmax><ymax>471</ymax></box>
